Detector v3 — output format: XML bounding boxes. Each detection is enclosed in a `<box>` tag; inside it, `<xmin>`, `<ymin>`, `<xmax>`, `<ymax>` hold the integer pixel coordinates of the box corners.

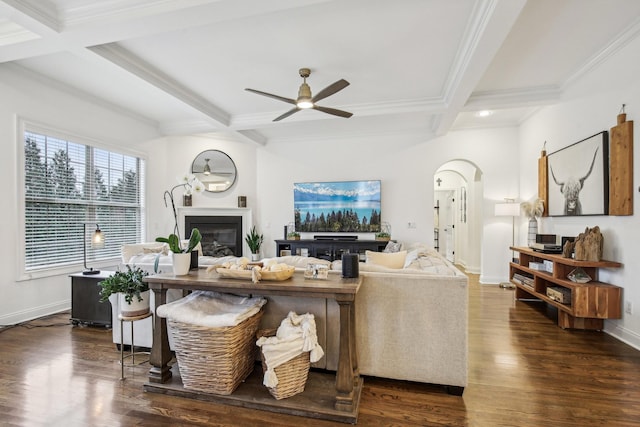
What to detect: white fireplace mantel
<box><xmin>177</xmin><ymin>207</ymin><xmax>253</xmax><ymax>257</ymax></box>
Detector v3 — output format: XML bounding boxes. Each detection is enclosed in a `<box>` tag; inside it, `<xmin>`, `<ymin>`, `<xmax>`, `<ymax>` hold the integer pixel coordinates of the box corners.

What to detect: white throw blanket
<box><xmin>256</xmin><ymin>311</ymin><xmax>324</xmax><ymax>388</ymax></box>
<box><xmin>156</xmin><ymin>291</ymin><xmax>266</xmax><ymax>328</ymax></box>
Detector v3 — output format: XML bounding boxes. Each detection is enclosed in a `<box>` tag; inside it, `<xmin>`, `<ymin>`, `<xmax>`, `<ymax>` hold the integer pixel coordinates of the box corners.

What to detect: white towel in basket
<box><xmin>256</xmin><ymin>311</ymin><xmax>324</xmax><ymax>388</ymax></box>
<box><xmin>156</xmin><ymin>291</ymin><xmax>266</xmax><ymax>328</ymax></box>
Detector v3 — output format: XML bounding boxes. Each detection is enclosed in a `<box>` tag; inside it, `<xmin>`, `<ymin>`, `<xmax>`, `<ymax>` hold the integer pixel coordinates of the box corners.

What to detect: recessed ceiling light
<box><xmin>475</xmin><ymin>110</ymin><xmax>493</xmax><ymax>118</ymax></box>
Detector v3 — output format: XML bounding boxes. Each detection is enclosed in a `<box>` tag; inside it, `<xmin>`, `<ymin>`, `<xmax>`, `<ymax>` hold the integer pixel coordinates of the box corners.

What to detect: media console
<box><xmin>509</xmin><ymin>246</ymin><xmax>622</xmax><ymax>330</ymax></box>
<box><xmin>275</xmin><ymin>239</ymin><xmax>389</xmax><ymax>262</ymax></box>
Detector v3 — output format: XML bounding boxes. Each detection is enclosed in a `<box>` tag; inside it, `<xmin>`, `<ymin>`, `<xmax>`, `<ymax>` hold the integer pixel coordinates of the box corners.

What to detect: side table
<box><xmin>70</xmin><ymin>271</ymin><xmax>114</xmax><ymax>327</ymax></box>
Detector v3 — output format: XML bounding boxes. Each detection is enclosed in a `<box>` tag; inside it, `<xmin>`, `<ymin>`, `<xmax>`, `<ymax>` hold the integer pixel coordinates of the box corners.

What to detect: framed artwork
<box><xmin>547</xmin><ymin>131</ymin><xmax>609</xmax><ymax>216</ymax></box>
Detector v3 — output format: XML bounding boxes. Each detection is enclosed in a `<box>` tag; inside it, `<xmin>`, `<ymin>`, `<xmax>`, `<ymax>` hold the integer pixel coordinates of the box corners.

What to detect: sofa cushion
<box><xmin>121</xmin><ymin>242</ymin><xmax>168</xmax><ymax>264</ymax></box>
<box><xmin>365</xmin><ymin>250</ymin><xmax>407</xmax><ymax>269</ymax></box>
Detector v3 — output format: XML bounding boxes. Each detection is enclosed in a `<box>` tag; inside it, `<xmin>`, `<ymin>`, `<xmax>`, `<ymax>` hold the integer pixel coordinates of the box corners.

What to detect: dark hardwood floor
<box><xmin>1</xmin><ymin>272</ymin><xmax>640</xmax><ymax>426</ymax></box>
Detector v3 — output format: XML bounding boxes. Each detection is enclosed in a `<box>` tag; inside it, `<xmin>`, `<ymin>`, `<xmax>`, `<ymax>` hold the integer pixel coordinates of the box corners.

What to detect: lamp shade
<box><xmin>495</xmin><ymin>203</ymin><xmax>520</xmax><ymax>217</ymax></box>
<box><xmin>91</xmin><ymin>227</ymin><xmax>105</xmax><ymax>249</ymax></box>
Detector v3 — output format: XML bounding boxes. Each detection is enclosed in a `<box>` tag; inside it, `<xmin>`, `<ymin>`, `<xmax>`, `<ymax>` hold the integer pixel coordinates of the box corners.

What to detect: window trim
<box><xmin>17</xmin><ymin>117</ymin><xmax>147</xmax><ymax>281</ymax></box>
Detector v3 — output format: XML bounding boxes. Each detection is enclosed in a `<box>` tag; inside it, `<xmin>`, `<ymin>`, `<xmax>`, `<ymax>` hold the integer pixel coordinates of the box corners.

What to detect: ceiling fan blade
<box><xmin>312</xmin><ymin>79</ymin><xmax>350</xmax><ymax>103</ymax></box>
<box><xmin>273</xmin><ymin>107</ymin><xmax>300</xmax><ymax>122</ymax></box>
<box><xmin>245</xmin><ymin>88</ymin><xmax>296</xmax><ymax>105</ymax></box>
<box><xmin>313</xmin><ymin>105</ymin><xmax>353</xmax><ymax>118</ymax></box>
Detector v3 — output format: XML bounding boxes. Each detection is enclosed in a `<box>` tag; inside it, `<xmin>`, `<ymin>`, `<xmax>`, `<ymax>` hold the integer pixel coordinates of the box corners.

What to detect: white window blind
<box><xmin>24</xmin><ymin>130</ymin><xmax>145</xmax><ymax>272</ymax></box>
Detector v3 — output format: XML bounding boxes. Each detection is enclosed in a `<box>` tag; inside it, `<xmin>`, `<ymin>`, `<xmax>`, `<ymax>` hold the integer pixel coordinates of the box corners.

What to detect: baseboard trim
<box><xmin>479</xmin><ymin>275</ymin><xmax>503</xmax><ymax>284</ymax></box>
<box><xmin>0</xmin><ymin>300</ymin><xmax>69</xmax><ymax>326</ymax></box>
<box><xmin>605</xmin><ymin>323</ymin><xmax>640</xmax><ymax>351</ymax></box>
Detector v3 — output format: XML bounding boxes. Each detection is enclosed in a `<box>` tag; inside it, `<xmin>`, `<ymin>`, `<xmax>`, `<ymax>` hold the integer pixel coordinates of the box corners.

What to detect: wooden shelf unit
<box><xmin>509</xmin><ymin>247</ymin><xmax>622</xmax><ymax>330</ymax></box>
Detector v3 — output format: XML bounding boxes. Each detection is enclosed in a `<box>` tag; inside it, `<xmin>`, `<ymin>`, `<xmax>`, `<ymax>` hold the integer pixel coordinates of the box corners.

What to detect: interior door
<box><xmin>445</xmin><ymin>193</ymin><xmax>455</xmax><ymax>262</ymax></box>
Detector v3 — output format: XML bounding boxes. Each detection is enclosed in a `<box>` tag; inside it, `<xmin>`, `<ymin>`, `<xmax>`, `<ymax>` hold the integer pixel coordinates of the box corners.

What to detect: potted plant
<box><xmin>287</xmin><ymin>231</ymin><xmax>300</xmax><ymax>240</ymax></box>
<box><xmin>375</xmin><ymin>232</ymin><xmax>391</xmax><ymax>241</ymax></box>
<box><xmin>376</xmin><ymin>222</ymin><xmax>392</xmax><ymax>241</ymax></box>
<box><xmin>98</xmin><ymin>265</ymin><xmax>150</xmax><ymax>316</ymax></box>
<box><xmin>156</xmin><ymin>228</ymin><xmax>202</xmax><ymax>275</ymax></box>
<box><xmin>245</xmin><ymin>226</ymin><xmax>264</xmax><ymax>261</ymax></box>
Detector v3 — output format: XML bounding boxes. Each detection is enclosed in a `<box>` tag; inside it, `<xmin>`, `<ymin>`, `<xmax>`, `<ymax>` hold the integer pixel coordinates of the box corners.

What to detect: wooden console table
<box><xmin>143</xmin><ymin>269</ymin><xmax>362</xmax><ymax>424</ymax></box>
<box><xmin>510</xmin><ymin>246</ymin><xmax>622</xmax><ymax>330</ymax></box>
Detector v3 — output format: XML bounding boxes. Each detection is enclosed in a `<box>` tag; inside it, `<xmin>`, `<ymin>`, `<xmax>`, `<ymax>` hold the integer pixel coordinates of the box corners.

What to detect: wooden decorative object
<box><xmin>609</xmin><ymin>111</ymin><xmax>633</xmax><ymax>215</ymax></box>
<box><xmin>574</xmin><ymin>226</ymin><xmax>603</xmax><ymax>262</ymax></box>
<box><xmin>538</xmin><ymin>147</ymin><xmax>548</xmax><ymax>217</ymax></box>
<box><xmin>562</xmin><ymin>240</ymin><xmax>575</xmax><ymax>258</ymax></box>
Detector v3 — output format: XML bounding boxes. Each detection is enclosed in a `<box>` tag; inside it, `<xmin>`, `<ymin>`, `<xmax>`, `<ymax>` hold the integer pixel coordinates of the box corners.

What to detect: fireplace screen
<box><xmin>185</xmin><ymin>216</ymin><xmax>242</xmax><ymax>257</ymax></box>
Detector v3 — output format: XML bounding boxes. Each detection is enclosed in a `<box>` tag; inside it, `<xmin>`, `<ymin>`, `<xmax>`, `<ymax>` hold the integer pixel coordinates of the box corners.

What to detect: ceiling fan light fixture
<box><xmin>296</xmin><ymin>82</ymin><xmax>313</xmax><ymax>109</ymax></box>
<box><xmin>296</xmin><ymin>98</ymin><xmax>313</xmax><ymax>109</ymax></box>
<box><xmin>245</xmin><ymin>67</ymin><xmax>351</xmax><ymax>120</ymax></box>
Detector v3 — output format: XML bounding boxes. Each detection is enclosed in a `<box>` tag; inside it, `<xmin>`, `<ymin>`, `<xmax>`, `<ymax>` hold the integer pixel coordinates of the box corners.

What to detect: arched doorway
<box><xmin>434</xmin><ymin>160</ymin><xmax>483</xmax><ymax>274</ymax></box>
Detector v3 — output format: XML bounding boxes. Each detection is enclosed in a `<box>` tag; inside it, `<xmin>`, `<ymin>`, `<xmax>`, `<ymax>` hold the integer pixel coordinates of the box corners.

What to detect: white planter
<box><xmin>119</xmin><ymin>290</ymin><xmax>150</xmax><ymax>317</ymax></box>
<box><xmin>172</xmin><ymin>251</ymin><xmax>191</xmax><ymax>276</ymax></box>
<box><xmin>251</xmin><ymin>253</ymin><xmax>260</xmax><ymax>262</ymax></box>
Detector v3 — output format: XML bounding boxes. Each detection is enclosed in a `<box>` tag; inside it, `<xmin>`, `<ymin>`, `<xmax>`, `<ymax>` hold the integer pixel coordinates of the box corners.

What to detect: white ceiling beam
<box><xmin>433</xmin><ymin>0</ymin><xmax>528</xmax><ymax>135</ymax></box>
<box><xmin>86</xmin><ymin>42</ymin><xmax>275</xmax><ymax>145</ymax></box>
<box><xmin>0</xmin><ymin>0</ymin><xmax>335</xmax><ymax>62</ymax></box>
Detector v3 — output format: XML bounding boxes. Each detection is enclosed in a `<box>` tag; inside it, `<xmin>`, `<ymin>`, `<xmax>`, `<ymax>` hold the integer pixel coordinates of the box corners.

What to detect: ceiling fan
<box><xmin>245</xmin><ymin>68</ymin><xmax>353</xmax><ymax>122</ymax></box>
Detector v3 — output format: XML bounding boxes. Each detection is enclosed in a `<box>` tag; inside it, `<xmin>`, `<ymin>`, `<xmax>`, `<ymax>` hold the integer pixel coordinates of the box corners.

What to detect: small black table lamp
<box><xmin>83</xmin><ymin>223</ymin><xmax>105</xmax><ymax>275</ymax></box>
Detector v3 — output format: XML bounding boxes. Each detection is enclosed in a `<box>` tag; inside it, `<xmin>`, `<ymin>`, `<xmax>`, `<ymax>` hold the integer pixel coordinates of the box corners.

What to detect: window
<box><xmin>22</xmin><ymin>128</ymin><xmax>145</xmax><ymax>275</ymax></box>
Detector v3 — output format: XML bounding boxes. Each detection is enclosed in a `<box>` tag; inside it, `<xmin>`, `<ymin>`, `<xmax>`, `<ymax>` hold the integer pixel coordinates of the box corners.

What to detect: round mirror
<box><xmin>191</xmin><ymin>150</ymin><xmax>237</xmax><ymax>193</ymax></box>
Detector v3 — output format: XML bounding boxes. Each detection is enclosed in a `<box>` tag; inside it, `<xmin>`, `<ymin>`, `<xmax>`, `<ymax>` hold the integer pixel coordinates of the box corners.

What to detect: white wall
<box><xmin>143</xmin><ymin>135</ymin><xmax>257</xmax><ymax>242</ymax></box>
<box><xmin>0</xmin><ymin>64</ymin><xmax>159</xmax><ymax>325</ymax></box>
<box><xmin>254</xmin><ymin>127</ymin><xmax>519</xmax><ymax>285</ymax></box>
<box><xmin>519</xmin><ymin>97</ymin><xmax>640</xmax><ymax>348</ymax></box>
<box><xmin>517</xmin><ymin>32</ymin><xmax>640</xmax><ymax>347</ymax></box>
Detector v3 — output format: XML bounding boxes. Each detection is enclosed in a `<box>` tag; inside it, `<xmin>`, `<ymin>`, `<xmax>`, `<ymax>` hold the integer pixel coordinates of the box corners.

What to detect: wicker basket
<box><xmin>168</xmin><ymin>308</ymin><xmax>263</xmax><ymax>395</ymax></box>
<box><xmin>257</xmin><ymin>329</ymin><xmax>310</xmax><ymax>400</ymax></box>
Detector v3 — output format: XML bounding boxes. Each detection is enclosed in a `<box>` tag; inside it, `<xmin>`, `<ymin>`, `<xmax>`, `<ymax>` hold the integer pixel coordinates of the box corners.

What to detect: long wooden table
<box><xmin>143</xmin><ymin>269</ymin><xmax>363</xmax><ymax>424</ymax></box>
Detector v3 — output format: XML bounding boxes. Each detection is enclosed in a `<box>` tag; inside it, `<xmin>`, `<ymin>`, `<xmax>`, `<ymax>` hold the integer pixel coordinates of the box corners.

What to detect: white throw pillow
<box><xmin>403</xmin><ymin>249</ymin><xmax>419</xmax><ymax>268</ymax></box>
<box><xmin>383</xmin><ymin>241</ymin><xmax>402</xmax><ymax>253</ymax></box>
<box><xmin>365</xmin><ymin>250</ymin><xmax>407</xmax><ymax>269</ymax></box>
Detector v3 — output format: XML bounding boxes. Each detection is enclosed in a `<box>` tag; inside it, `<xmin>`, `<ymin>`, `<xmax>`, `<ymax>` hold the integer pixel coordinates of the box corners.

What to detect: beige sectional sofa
<box><xmin>118</xmin><ymin>243</ymin><xmax>468</xmax><ymax>395</ymax></box>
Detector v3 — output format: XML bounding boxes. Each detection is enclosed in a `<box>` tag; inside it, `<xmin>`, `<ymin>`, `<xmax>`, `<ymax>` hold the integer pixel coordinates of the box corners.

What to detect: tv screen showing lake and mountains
<box><xmin>294</xmin><ymin>180</ymin><xmax>381</xmax><ymax>233</ymax></box>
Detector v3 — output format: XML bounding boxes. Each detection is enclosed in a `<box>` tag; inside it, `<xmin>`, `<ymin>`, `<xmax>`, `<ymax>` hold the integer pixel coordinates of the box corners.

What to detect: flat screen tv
<box><xmin>294</xmin><ymin>180</ymin><xmax>381</xmax><ymax>233</ymax></box>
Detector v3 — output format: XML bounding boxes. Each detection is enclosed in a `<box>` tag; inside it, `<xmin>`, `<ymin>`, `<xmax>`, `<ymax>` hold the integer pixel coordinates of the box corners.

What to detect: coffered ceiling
<box><xmin>1</xmin><ymin>0</ymin><xmax>640</xmax><ymax>145</ymax></box>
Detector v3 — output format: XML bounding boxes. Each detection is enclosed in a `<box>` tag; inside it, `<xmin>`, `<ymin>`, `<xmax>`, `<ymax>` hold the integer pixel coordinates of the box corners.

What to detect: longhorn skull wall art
<box><xmin>547</xmin><ymin>131</ymin><xmax>609</xmax><ymax>216</ymax></box>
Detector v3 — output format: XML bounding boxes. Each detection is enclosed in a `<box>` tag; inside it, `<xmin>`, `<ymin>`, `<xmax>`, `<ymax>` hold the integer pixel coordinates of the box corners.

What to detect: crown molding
<box><xmin>0</xmin><ymin>0</ymin><xmax>59</xmax><ymax>32</ymax></box>
<box><xmin>464</xmin><ymin>85</ymin><xmax>561</xmax><ymax>110</ymax></box>
<box><xmin>159</xmin><ymin>120</ymin><xmax>266</xmax><ymax>146</ymax></box>
<box><xmin>562</xmin><ymin>15</ymin><xmax>640</xmax><ymax>91</ymax></box>
<box><xmin>231</xmin><ymin>97</ymin><xmax>444</xmax><ymax>130</ymax></box>
<box><xmin>0</xmin><ymin>21</ymin><xmax>39</xmax><ymax>46</ymax></box>
<box><xmin>263</xmin><ymin>124</ymin><xmax>435</xmax><ymax>146</ymax></box>
<box><xmin>61</xmin><ymin>0</ymin><xmax>192</xmax><ymax>26</ymax></box>
<box><xmin>3</xmin><ymin>62</ymin><xmax>160</xmax><ymax>130</ymax></box>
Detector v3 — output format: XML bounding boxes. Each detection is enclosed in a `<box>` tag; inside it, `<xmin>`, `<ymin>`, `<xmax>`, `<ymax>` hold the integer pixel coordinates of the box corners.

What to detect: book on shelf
<box><xmin>513</xmin><ymin>273</ymin><xmax>534</xmax><ymax>287</ymax></box>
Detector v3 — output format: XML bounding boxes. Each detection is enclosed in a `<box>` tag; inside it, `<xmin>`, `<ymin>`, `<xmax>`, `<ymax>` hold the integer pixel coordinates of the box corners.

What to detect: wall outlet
<box><xmin>625</xmin><ymin>301</ymin><xmax>633</xmax><ymax>315</ymax></box>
